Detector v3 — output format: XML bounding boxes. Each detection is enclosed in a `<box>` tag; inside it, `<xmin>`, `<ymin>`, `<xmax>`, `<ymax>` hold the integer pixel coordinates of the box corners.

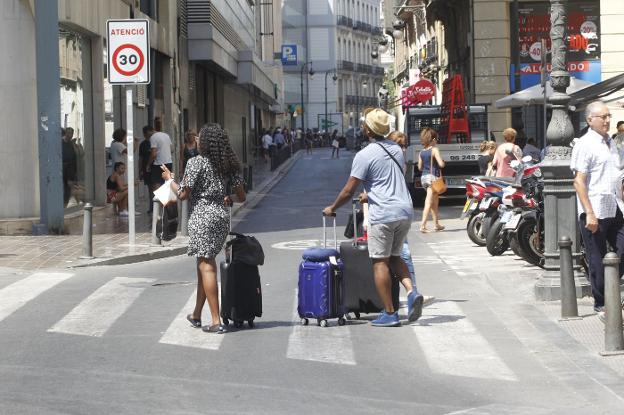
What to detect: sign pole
<box><xmin>126</xmin><ymin>87</ymin><xmax>135</xmax><ymax>246</ymax></box>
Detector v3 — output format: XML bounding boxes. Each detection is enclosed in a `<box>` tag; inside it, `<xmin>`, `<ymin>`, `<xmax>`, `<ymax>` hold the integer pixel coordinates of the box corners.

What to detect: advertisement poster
<box><xmin>511</xmin><ymin>1</ymin><xmax>600</xmax><ymax>91</ymax></box>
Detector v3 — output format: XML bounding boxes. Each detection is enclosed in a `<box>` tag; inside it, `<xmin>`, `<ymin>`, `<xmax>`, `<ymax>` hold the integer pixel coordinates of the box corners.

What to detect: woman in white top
<box><xmin>110</xmin><ymin>128</ymin><xmax>128</xmax><ymax>165</ymax></box>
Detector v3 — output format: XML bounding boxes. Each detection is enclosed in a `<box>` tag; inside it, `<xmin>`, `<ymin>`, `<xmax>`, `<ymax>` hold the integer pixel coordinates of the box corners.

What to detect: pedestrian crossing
<box><xmin>1</xmin><ymin>271</ymin><xmax>524</xmax><ymax>381</ymax></box>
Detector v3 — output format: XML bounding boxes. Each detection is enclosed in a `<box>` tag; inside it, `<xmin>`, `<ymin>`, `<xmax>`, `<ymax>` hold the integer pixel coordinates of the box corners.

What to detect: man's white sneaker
<box><xmin>119</xmin><ymin>210</ymin><xmax>129</xmax><ymax>217</ymax></box>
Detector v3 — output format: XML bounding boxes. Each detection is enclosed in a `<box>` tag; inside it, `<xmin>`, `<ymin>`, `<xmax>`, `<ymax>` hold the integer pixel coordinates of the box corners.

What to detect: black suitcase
<box><xmin>220</xmin><ymin>208</ymin><xmax>263</xmax><ymax>329</ymax></box>
<box><xmin>341</xmin><ymin>199</ymin><xmax>400</xmax><ymax>319</ymax></box>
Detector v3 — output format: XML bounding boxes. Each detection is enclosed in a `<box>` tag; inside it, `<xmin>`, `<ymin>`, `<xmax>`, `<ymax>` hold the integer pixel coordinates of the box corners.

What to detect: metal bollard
<box><xmin>181</xmin><ymin>199</ymin><xmax>189</xmax><ymax>237</ymax></box>
<box><xmin>559</xmin><ymin>236</ymin><xmax>579</xmax><ymax>319</ymax></box>
<box><xmin>600</xmin><ymin>252</ymin><xmax>624</xmax><ymax>356</ymax></box>
<box><xmin>151</xmin><ymin>199</ymin><xmax>161</xmax><ymax>245</ymax></box>
<box><xmin>80</xmin><ymin>203</ymin><xmax>94</xmax><ymax>259</ymax></box>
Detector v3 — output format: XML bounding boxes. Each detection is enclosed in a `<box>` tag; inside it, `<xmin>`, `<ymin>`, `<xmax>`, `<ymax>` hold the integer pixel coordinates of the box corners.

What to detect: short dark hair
<box><xmin>112</xmin><ymin>128</ymin><xmax>126</xmax><ymax>142</ymax></box>
<box><xmin>617</xmin><ymin>121</ymin><xmax>624</xmax><ymax>129</ymax></box>
<box><xmin>113</xmin><ymin>162</ymin><xmax>125</xmax><ymax>171</ymax></box>
<box><xmin>143</xmin><ymin>125</ymin><xmax>155</xmax><ymax>135</ymax></box>
<box><xmin>527</xmin><ymin>137</ymin><xmax>536</xmax><ymax>145</ymax></box>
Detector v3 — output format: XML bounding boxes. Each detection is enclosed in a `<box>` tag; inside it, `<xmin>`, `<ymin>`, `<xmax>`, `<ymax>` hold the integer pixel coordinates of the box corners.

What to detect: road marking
<box><xmin>159</xmin><ymin>288</ymin><xmax>224</xmax><ymax>350</ymax></box>
<box><xmin>412</xmin><ymin>301</ymin><xmax>517</xmax><ymax>381</ymax></box>
<box><xmin>272</xmin><ymin>239</ymin><xmax>349</xmax><ymax>250</ymax></box>
<box><xmin>0</xmin><ymin>272</ymin><xmax>74</xmax><ymax>323</ymax></box>
<box><xmin>286</xmin><ymin>291</ymin><xmax>356</xmax><ymax>365</ymax></box>
<box><xmin>48</xmin><ymin>277</ymin><xmax>154</xmax><ymax>337</ymax></box>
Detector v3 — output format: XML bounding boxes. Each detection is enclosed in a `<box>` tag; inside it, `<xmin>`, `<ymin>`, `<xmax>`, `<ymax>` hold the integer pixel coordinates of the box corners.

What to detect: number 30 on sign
<box><xmin>106</xmin><ymin>19</ymin><xmax>150</xmax><ymax>84</ymax></box>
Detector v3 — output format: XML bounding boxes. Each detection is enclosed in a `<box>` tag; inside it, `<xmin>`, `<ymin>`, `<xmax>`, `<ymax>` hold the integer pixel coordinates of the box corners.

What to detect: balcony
<box><xmin>372</xmin><ymin>66</ymin><xmax>385</xmax><ymax>76</ymax></box>
<box><xmin>372</xmin><ymin>27</ymin><xmax>383</xmax><ymax>36</ymax></box>
<box><xmin>337</xmin><ymin>15</ymin><xmax>353</xmax><ymax>28</ymax></box>
<box><xmin>339</xmin><ymin>60</ymin><xmax>354</xmax><ymax>71</ymax></box>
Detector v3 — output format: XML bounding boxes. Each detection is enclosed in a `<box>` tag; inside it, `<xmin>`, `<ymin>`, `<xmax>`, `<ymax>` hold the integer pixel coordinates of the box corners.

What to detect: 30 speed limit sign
<box><xmin>106</xmin><ymin>19</ymin><xmax>150</xmax><ymax>84</ymax></box>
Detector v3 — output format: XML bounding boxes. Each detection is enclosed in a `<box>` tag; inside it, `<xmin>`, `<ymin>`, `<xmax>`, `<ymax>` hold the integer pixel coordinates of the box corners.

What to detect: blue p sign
<box><xmin>281</xmin><ymin>45</ymin><xmax>297</xmax><ymax>66</ymax></box>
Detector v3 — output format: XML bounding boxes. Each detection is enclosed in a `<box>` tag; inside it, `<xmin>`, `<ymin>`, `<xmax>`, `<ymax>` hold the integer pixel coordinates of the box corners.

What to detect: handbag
<box><xmin>430</xmin><ymin>150</ymin><xmax>447</xmax><ymax>194</ymax></box>
<box><xmin>226</xmin><ymin>232</ymin><xmax>265</xmax><ymax>266</ymax></box>
<box><xmin>344</xmin><ymin>208</ymin><xmax>364</xmax><ymax>238</ymax></box>
<box><xmin>157</xmin><ymin>202</ymin><xmax>178</xmax><ymax>241</ymax></box>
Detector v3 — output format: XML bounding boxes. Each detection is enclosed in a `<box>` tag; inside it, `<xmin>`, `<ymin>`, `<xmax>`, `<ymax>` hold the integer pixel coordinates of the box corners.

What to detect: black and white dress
<box><xmin>178</xmin><ymin>156</ymin><xmax>243</xmax><ymax>258</ymax></box>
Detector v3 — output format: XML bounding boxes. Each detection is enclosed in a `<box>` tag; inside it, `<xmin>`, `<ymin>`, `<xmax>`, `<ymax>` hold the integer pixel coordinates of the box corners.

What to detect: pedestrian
<box><xmin>522</xmin><ymin>138</ymin><xmax>542</xmax><ymax>163</ymax></box>
<box><xmin>106</xmin><ymin>162</ymin><xmax>129</xmax><ymax>216</ymax></box>
<box><xmin>478</xmin><ymin>140</ymin><xmax>496</xmax><ymax>175</ymax></box>
<box><xmin>261</xmin><ymin>129</ymin><xmax>273</xmax><ymax>163</ymax></box>
<box><xmin>180</xmin><ymin>130</ymin><xmax>199</xmax><ymax>177</ymax></box>
<box><xmin>139</xmin><ymin>125</ymin><xmax>153</xmax><ymax>213</ymax></box>
<box><xmin>570</xmin><ymin>100</ymin><xmax>624</xmax><ymax>319</ymax></box>
<box><xmin>417</xmin><ymin>127</ymin><xmax>445</xmax><ymax>233</ymax></box>
<box><xmin>331</xmin><ymin>129</ymin><xmax>340</xmax><ymax>158</ymax></box>
<box><xmin>491</xmin><ymin>128</ymin><xmax>522</xmax><ymax>178</ymax></box>
<box><xmin>305</xmin><ymin>129</ymin><xmax>313</xmax><ymax>154</ymax></box>
<box><xmin>62</xmin><ymin>127</ymin><xmax>77</xmax><ymax>207</ymax></box>
<box><xmin>110</xmin><ymin>128</ymin><xmax>128</xmax><ymax>166</ymax></box>
<box><xmin>273</xmin><ymin>128</ymin><xmax>285</xmax><ymax>149</ymax></box>
<box><xmin>147</xmin><ymin>124</ymin><xmax>174</xmax><ymax>192</ymax></box>
<box><xmin>160</xmin><ymin>123</ymin><xmax>246</xmax><ymax>334</ymax></box>
<box><xmin>613</xmin><ymin>120</ymin><xmax>624</xmax><ymax>149</ymax></box>
<box><xmin>323</xmin><ymin>108</ymin><xmax>422</xmax><ymax>327</ymax></box>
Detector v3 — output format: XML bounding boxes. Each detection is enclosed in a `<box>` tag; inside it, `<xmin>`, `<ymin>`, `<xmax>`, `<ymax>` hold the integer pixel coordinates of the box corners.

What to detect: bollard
<box><xmin>600</xmin><ymin>252</ymin><xmax>624</xmax><ymax>356</ymax></box>
<box><xmin>151</xmin><ymin>199</ymin><xmax>161</xmax><ymax>246</ymax></box>
<box><xmin>80</xmin><ymin>203</ymin><xmax>94</xmax><ymax>259</ymax></box>
<box><xmin>558</xmin><ymin>236</ymin><xmax>579</xmax><ymax>319</ymax></box>
<box><xmin>181</xmin><ymin>199</ymin><xmax>189</xmax><ymax>237</ymax></box>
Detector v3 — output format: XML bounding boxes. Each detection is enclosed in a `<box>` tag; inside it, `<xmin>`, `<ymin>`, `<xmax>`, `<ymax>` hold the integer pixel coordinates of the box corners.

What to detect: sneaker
<box><xmin>423</xmin><ymin>295</ymin><xmax>436</xmax><ymax>307</ymax></box>
<box><xmin>119</xmin><ymin>210</ymin><xmax>129</xmax><ymax>217</ymax></box>
<box><xmin>594</xmin><ymin>305</ymin><xmax>605</xmax><ymax>313</ymax></box>
<box><xmin>407</xmin><ymin>291</ymin><xmax>424</xmax><ymax>322</ymax></box>
<box><xmin>371</xmin><ymin>311</ymin><xmax>401</xmax><ymax>327</ymax></box>
<box><xmin>598</xmin><ymin>311</ymin><xmax>606</xmax><ymax>324</ymax></box>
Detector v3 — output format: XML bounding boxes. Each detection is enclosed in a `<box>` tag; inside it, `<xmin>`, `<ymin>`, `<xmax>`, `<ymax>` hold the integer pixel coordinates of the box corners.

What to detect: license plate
<box><xmin>479</xmin><ymin>198</ymin><xmax>492</xmax><ymax>210</ymax></box>
<box><xmin>500</xmin><ymin>211</ymin><xmax>513</xmax><ymax>223</ymax></box>
<box><xmin>504</xmin><ymin>214</ymin><xmax>522</xmax><ymax>230</ymax></box>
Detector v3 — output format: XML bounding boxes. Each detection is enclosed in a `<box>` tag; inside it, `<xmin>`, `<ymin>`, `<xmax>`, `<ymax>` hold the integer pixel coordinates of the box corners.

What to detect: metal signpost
<box><xmin>107</xmin><ymin>19</ymin><xmax>150</xmax><ymax>246</ymax></box>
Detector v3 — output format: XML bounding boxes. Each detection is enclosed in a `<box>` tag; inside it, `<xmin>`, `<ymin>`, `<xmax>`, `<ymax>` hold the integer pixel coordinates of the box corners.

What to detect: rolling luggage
<box><xmin>297</xmin><ymin>213</ymin><xmax>346</xmax><ymax>327</ymax></box>
<box><xmin>220</xmin><ymin>208</ymin><xmax>263</xmax><ymax>329</ymax></box>
<box><xmin>340</xmin><ymin>199</ymin><xmax>400</xmax><ymax>319</ymax></box>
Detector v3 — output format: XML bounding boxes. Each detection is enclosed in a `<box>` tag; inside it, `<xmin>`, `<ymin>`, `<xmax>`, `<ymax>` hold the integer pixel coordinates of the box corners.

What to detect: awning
<box><xmin>569</xmin><ymin>72</ymin><xmax>624</xmax><ymax>110</ymax></box>
<box><xmin>495</xmin><ymin>77</ymin><xmax>594</xmax><ymax>109</ymax></box>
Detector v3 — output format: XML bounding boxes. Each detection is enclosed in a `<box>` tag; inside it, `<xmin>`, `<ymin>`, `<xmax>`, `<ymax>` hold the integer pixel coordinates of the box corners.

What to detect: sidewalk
<box><xmin>0</xmin><ymin>152</ymin><xmax>302</xmax><ymax>271</ymax></box>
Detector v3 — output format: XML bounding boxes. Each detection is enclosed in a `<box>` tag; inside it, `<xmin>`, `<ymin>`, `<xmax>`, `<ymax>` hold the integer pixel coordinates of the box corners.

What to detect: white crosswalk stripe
<box><xmin>286</xmin><ymin>291</ymin><xmax>356</xmax><ymax>365</ymax></box>
<box><xmin>0</xmin><ymin>272</ymin><xmax>73</xmax><ymax>323</ymax></box>
<box><xmin>159</xmin><ymin>287</ymin><xmax>224</xmax><ymax>350</ymax></box>
<box><xmin>48</xmin><ymin>277</ymin><xmax>154</xmax><ymax>337</ymax></box>
<box><xmin>412</xmin><ymin>300</ymin><xmax>517</xmax><ymax>381</ymax></box>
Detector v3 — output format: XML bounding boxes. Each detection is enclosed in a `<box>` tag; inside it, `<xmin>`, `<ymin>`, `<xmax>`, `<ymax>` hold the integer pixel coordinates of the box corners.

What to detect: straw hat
<box><xmin>364</xmin><ymin>107</ymin><xmax>391</xmax><ymax>137</ymax></box>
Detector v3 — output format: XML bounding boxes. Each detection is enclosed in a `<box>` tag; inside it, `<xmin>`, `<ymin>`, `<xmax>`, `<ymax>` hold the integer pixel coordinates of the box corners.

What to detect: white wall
<box><xmin>601</xmin><ymin>0</ymin><xmax>624</xmax><ymax>134</ymax></box>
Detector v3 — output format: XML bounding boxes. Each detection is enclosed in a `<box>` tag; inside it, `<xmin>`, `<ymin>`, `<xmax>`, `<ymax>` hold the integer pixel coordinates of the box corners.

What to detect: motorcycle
<box><xmin>462</xmin><ymin>178</ymin><xmax>508</xmax><ymax>246</ymax></box>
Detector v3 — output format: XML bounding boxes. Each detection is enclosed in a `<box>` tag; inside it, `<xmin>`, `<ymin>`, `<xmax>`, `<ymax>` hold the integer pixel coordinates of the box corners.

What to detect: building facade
<box><xmin>0</xmin><ymin>0</ymin><xmax>283</xmax><ymax>234</ymax></box>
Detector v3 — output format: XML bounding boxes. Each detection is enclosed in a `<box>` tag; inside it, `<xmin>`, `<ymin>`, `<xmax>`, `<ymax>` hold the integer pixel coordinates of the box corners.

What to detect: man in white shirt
<box><xmin>571</xmin><ymin>100</ymin><xmax>624</xmax><ymax>315</ymax></box>
<box><xmin>147</xmin><ymin>125</ymin><xmax>174</xmax><ymax>190</ymax></box>
<box><xmin>261</xmin><ymin>129</ymin><xmax>273</xmax><ymax>163</ymax></box>
<box><xmin>273</xmin><ymin>128</ymin><xmax>285</xmax><ymax>149</ymax></box>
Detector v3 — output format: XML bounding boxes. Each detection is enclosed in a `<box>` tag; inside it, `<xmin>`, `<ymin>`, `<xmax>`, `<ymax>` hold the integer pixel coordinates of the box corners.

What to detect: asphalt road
<box><xmin>1</xmin><ymin>148</ymin><xmax>624</xmax><ymax>414</ymax></box>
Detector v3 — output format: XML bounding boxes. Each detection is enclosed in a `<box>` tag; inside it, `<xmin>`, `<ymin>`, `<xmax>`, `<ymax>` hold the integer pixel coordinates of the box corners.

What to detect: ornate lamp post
<box><xmin>325</xmin><ymin>69</ymin><xmax>338</xmax><ymax>133</ymax></box>
<box><xmin>535</xmin><ymin>0</ymin><xmax>590</xmax><ymax>300</ymax></box>
<box><xmin>300</xmin><ymin>61</ymin><xmax>315</xmax><ymax>132</ymax></box>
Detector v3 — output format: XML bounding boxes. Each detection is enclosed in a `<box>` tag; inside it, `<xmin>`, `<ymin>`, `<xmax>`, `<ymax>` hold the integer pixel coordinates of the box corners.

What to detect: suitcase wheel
<box><xmin>248</xmin><ymin>319</ymin><xmax>255</xmax><ymax>328</ymax></box>
<box><xmin>234</xmin><ymin>320</ymin><xmax>244</xmax><ymax>329</ymax></box>
<box><xmin>338</xmin><ymin>317</ymin><xmax>346</xmax><ymax>326</ymax></box>
<box><xmin>319</xmin><ymin>319</ymin><xmax>328</xmax><ymax>328</ymax></box>
<box><xmin>222</xmin><ymin>318</ymin><xmax>230</xmax><ymax>327</ymax></box>
<box><xmin>300</xmin><ymin>318</ymin><xmax>309</xmax><ymax>326</ymax></box>
<box><xmin>354</xmin><ymin>312</ymin><xmax>361</xmax><ymax>320</ymax></box>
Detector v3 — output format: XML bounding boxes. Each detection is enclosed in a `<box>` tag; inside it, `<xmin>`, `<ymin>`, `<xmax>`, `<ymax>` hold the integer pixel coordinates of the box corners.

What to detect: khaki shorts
<box><xmin>368</xmin><ymin>219</ymin><xmax>412</xmax><ymax>258</ymax></box>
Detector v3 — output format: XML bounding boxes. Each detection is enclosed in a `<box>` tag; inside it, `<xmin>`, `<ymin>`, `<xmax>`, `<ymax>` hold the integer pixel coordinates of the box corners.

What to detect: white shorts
<box><xmin>367</xmin><ymin>219</ymin><xmax>412</xmax><ymax>258</ymax></box>
<box><xmin>421</xmin><ymin>174</ymin><xmax>435</xmax><ymax>188</ymax></box>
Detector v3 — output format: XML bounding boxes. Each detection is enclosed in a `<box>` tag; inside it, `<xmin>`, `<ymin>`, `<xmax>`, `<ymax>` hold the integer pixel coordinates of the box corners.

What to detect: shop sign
<box><xmin>281</xmin><ymin>45</ymin><xmax>298</xmax><ymax>66</ymax></box>
<box><xmin>402</xmin><ymin>79</ymin><xmax>436</xmax><ymax>106</ymax></box>
<box><xmin>106</xmin><ymin>19</ymin><xmax>150</xmax><ymax>84</ymax></box>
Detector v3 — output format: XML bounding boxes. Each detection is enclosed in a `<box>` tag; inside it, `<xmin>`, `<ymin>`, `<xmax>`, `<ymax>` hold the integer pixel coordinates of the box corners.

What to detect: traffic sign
<box><xmin>106</xmin><ymin>19</ymin><xmax>150</xmax><ymax>84</ymax></box>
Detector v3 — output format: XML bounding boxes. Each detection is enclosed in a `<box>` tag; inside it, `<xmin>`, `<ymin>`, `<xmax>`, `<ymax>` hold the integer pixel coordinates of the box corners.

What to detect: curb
<box><xmin>71</xmin><ymin>151</ymin><xmax>303</xmax><ymax>268</ymax></box>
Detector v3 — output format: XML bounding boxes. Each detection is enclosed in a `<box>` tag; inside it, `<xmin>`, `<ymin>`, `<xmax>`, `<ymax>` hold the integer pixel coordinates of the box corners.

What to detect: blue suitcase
<box><xmin>297</xmin><ymin>214</ymin><xmax>347</xmax><ymax>327</ymax></box>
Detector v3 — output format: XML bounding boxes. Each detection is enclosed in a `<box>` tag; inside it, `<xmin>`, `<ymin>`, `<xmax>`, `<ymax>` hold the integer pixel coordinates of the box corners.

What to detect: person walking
<box><xmin>323</xmin><ymin>108</ymin><xmax>422</xmax><ymax>327</ymax></box>
<box><xmin>261</xmin><ymin>129</ymin><xmax>273</xmax><ymax>163</ymax></box>
<box><xmin>161</xmin><ymin>123</ymin><xmax>246</xmax><ymax>334</ymax></box>
<box><xmin>571</xmin><ymin>101</ymin><xmax>624</xmax><ymax>319</ymax></box>
<box><xmin>417</xmin><ymin>127</ymin><xmax>445</xmax><ymax>233</ymax></box>
<box><xmin>492</xmin><ymin>128</ymin><xmax>523</xmax><ymax>178</ymax></box>
<box><xmin>180</xmin><ymin>130</ymin><xmax>199</xmax><ymax>177</ymax></box>
<box><xmin>139</xmin><ymin>126</ymin><xmax>154</xmax><ymax>213</ymax></box>
<box><xmin>273</xmin><ymin>128</ymin><xmax>285</xmax><ymax>149</ymax></box>
<box><xmin>305</xmin><ymin>129</ymin><xmax>313</xmax><ymax>155</ymax></box>
<box><xmin>478</xmin><ymin>140</ymin><xmax>496</xmax><ymax>175</ymax></box>
<box><xmin>331</xmin><ymin>129</ymin><xmax>340</xmax><ymax>158</ymax></box>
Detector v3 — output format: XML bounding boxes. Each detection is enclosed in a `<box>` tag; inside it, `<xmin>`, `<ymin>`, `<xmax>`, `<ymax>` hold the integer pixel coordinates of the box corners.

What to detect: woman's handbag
<box><xmin>226</xmin><ymin>232</ymin><xmax>265</xmax><ymax>266</ymax></box>
<box><xmin>430</xmin><ymin>151</ymin><xmax>447</xmax><ymax>194</ymax></box>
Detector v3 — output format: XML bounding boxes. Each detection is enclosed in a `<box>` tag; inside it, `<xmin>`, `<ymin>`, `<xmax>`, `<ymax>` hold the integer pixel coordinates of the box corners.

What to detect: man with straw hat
<box><xmin>323</xmin><ymin>108</ymin><xmax>423</xmax><ymax>326</ymax></box>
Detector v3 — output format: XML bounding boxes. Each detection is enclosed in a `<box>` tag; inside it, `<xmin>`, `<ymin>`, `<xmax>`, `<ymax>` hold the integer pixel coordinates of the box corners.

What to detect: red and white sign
<box><xmin>402</xmin><ymin>79</ymin><xmax>436</xmax><ymax>106</ymax></box>
<box><xmin>106</xmin><ymin>19</ymin><xmax>150</xmax><ymax>84</ymax></box>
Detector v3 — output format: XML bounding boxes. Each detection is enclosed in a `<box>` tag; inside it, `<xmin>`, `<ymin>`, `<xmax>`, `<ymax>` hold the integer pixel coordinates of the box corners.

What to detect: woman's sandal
<box><xmin>419</xmin><ymin>227</ymin><xmax>429</xmax><ymax>233</ymax></box>
<box><xmin>202</xmin><ymin>324</ymin><xmax>225</xmax><ymax>334</ymax></box>
<box><xmin>186</xmin><ymin>314</ymin><xmax>201</xmax><ymax>328</ymax></box>
<box><xmin>435</xmin><ymin>225</ymin><xmax>445</xmax><ymax>231</ymax></box>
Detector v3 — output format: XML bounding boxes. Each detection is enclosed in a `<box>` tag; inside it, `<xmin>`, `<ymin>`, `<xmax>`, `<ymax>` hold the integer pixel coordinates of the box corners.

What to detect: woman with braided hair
<box><xmin>161</xmin><ymin>123</ymin><xmax>246</xmax><ymax>334</ymax></box>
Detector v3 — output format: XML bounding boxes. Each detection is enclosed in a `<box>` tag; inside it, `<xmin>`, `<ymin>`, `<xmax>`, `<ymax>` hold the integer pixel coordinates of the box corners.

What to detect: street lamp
<box><xmin>392</xmin><ymin>20</ymin><xmax>405</xmax><ymax>41</ymax></box>
<box><xmin>378</xmin><ymin>37</ymin><xmax>389</xmax><ymax>54</ymax></box>
<box><xmin>300</xmin><ymin>61</ymin><xmax>314</xmax><ymax>132</ymax></box>
<box><xmin>324</xmin><ymin>69</ymin><xmax>338</xmax><ymax>133</ymax></box>
<box><xmin>534</xmin><ymin>0</ymin><xmax>590</xmax><ymax>300</ymax></box>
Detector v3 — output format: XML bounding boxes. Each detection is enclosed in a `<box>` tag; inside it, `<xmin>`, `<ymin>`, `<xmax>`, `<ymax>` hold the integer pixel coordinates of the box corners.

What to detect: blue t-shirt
<box><xmin>350</xmin><ymin>140</ymin><xmax>413</xmax><ymax>225</ymax></box>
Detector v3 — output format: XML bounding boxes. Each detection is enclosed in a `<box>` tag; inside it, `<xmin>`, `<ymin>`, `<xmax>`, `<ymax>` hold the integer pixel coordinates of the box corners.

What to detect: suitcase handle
<box><xmin>322</xmin><ymin>214</ymin><xmax>338</xmax><ymax>250</ymax></box>
<box><xmin>351</xmin><ymin>198</ymin><xmax>360</xmax><ymax>247</ymax></box>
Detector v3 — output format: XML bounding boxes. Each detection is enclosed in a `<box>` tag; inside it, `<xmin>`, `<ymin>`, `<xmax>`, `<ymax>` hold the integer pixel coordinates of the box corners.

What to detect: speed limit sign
<box><xmin>106</xmin><ymin>19</ymin><xmax>150</xmax><ymax>84</ymax></box>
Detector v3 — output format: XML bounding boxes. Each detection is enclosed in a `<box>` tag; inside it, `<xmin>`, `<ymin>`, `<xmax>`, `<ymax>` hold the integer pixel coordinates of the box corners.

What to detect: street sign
<box><xmin>281</xmin><ymin>44</ymin><xmax>298</xmax><ymax>66</ymax></box>
<box><xmin>106</xmin><ymin>19</ymin><xmax>150</xmax><ymax>84</ymax></box>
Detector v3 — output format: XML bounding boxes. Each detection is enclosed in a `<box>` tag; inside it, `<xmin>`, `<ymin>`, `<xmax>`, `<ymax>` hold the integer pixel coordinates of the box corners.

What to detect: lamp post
<box><xmin>355</xmin><ymin>77</ymin><xmax>368</xmax><ymax>129</ymax></box>
<box><xmin>324</xmin><ymin>70</ymin><xmax>338</xmax><ymax>133</ymax></box>
<box><xmin>300</xmin><ymin>61</ymin><xmax>315</xmax><ymax>133</ymax></box>
<box><xmin>535</xmin><ymin>0</ymin><xmax>590</xmax><ymax>300</ymax></box>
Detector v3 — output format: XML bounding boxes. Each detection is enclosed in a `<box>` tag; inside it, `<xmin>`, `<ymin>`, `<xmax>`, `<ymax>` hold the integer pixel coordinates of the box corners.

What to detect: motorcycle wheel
<box><xmin>486</xmin><ymin>218</ymin><xmax>509</xmax><ymax>256</ymax></box>
<box><xmin>516</xmin><ymin>216</ymin><xmax>544</xmax><ymax>267</ymax></box>
<box><xmin>482</xmin><ymin>210</ymin><xmax>499</xmax><ymax>239</ymax></box>
<box><xmin>466</xmin><ymin>213</ymin><xmax>487</xmax><ymax>246</ymax></box>
<box><xmin>509</xmin><ymin>232</ymin><xmax>527</xmax><ymax>259</ymax></box>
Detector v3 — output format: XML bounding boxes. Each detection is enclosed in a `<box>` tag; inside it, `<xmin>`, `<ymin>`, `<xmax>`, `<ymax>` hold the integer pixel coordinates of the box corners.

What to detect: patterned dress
<box><xmin>178</xmin><ymin>156</ymin><xmax>243</xmax><ymax>258</ymax></box>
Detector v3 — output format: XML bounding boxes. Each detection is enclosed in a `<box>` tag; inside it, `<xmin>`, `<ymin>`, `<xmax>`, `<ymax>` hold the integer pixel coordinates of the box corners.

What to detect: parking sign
<box><xmin>281</xmin><ymin>44</ymin><xmax>298</xmax><ymax>66</ymax></box>
<box><xmin>107</xmin><ymin>19</ymin><xmax>150</xmax><ymax>84</ymax></box>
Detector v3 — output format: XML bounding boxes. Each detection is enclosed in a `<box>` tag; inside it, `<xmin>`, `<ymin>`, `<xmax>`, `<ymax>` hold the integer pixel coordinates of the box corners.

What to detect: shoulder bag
<box><xmin>430</xmin><ymin>149</ymin><xmax>447</xmax><ymax>194</ymax></box>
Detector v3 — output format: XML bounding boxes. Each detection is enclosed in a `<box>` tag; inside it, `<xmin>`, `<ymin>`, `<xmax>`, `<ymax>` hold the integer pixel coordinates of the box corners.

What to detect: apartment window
<box><xmin>140</xmin><ymin>0</ymin><xmax>158</xmax><ymax>21</ymax></box>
